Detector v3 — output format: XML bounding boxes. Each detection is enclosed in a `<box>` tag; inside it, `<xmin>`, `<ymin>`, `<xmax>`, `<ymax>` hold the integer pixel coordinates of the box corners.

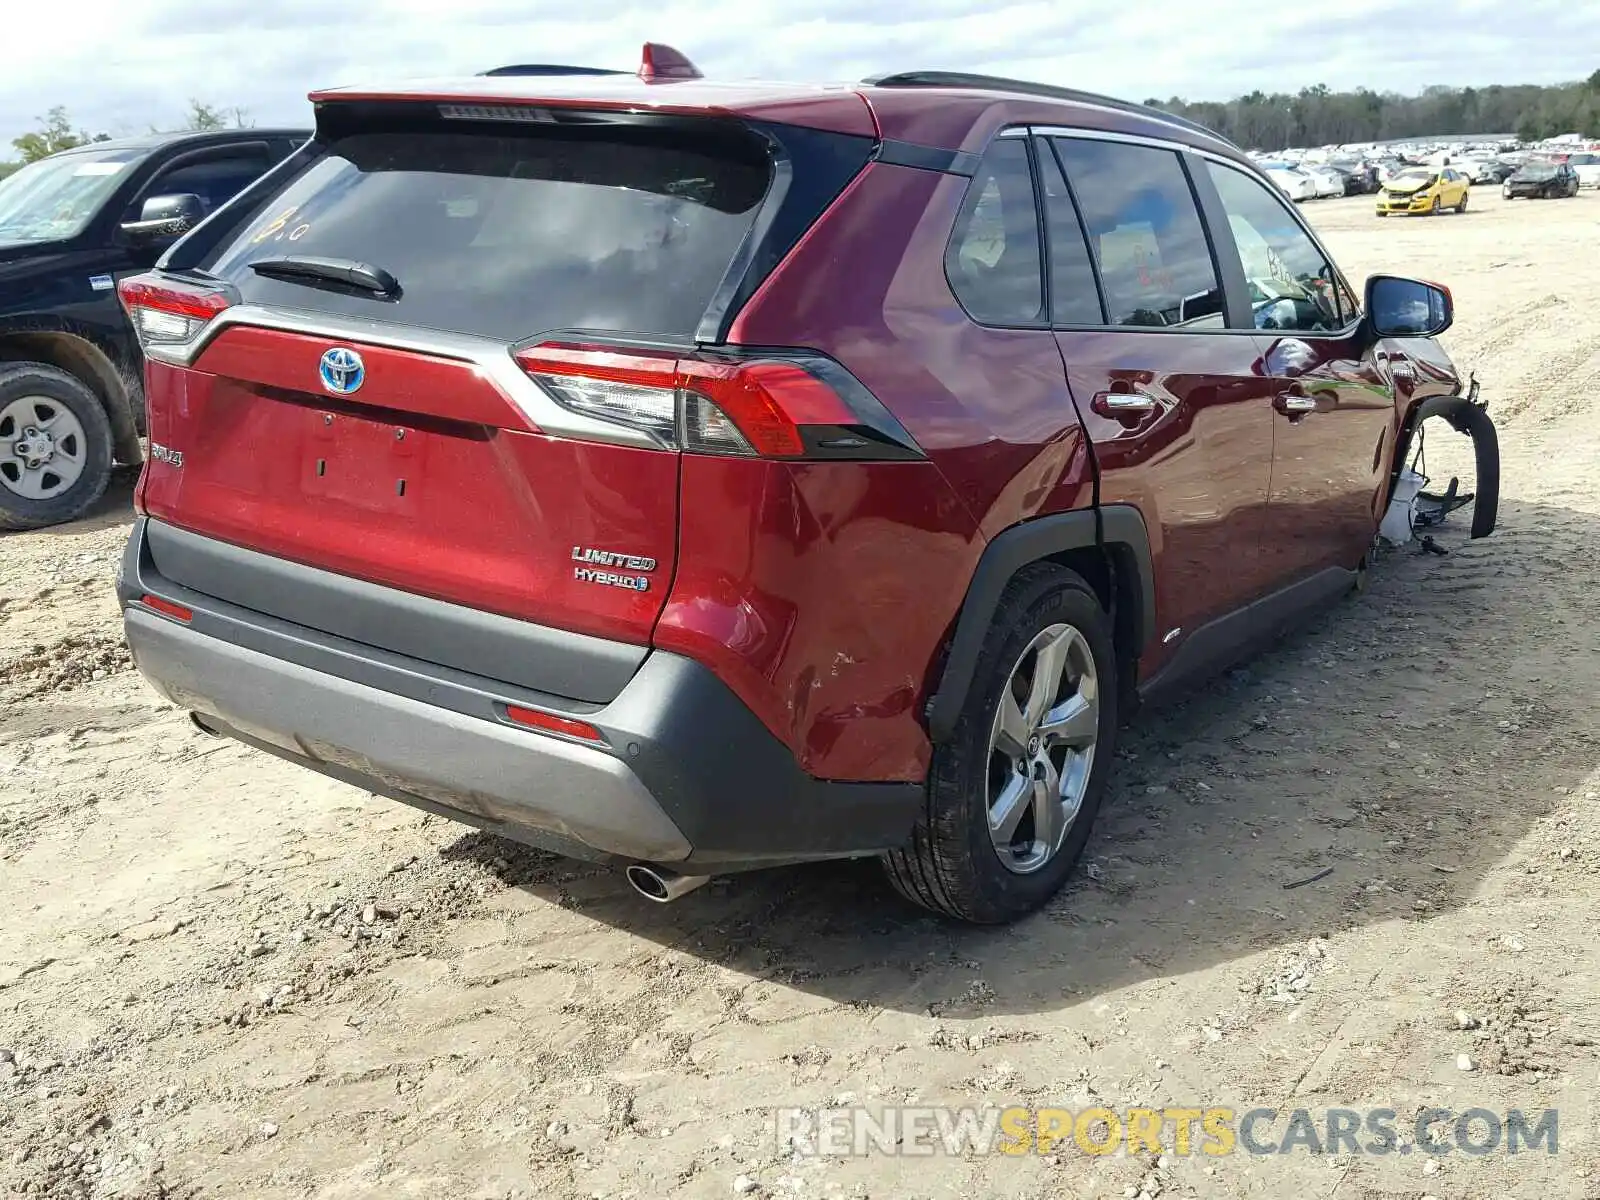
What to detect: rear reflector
<box><xmin>119</xmin><ymin>275</ymin><xmax>235</xmax><ymax>349</ymax></box>
<box><xmin>139</xmin><ymin>594</ymin><xmax>193</xmax><ymax>623</ymax></box>
<box><xmin>504</xmin><ymin>704</ymin><xmax>605</xmax><ymax>744</ymax></box>
<box><xmin>514</xmin><ymin>342</ymin><xmax>918</xmax><ymax>461</ymax></box>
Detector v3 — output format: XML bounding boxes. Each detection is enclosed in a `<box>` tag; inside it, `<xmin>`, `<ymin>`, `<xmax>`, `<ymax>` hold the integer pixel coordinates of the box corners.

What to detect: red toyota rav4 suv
<box><xmin>116</xmin><ymin>47</ymin><xmax>1481</xmax><ymax>923</ymax></box>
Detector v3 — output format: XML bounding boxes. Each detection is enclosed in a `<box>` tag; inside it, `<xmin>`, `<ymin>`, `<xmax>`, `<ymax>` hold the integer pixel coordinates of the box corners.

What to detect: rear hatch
<box><xmin>127</xmin><ymin>103</ymin><xmax>849</xmax><ymax>654</ymax></box>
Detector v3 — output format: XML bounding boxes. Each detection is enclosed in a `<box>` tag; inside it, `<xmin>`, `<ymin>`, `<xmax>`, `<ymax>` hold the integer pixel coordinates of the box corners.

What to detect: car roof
<box><xmin>309</xmin><ymin>52</ymin><xmax>1245</xmax><ymax>162</ymax></box>
<box><xmin>48</xmin><ymin>128</ymin><xmax>311</xmax><ymax>158</ymax></box>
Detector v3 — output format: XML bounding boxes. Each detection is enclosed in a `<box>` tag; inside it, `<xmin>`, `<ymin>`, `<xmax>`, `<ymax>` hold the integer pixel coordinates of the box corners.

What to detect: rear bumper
<box><xmin>119</xmin><ymin>518</ymin><xmax>922</xmax><ymax>873</ymax></box>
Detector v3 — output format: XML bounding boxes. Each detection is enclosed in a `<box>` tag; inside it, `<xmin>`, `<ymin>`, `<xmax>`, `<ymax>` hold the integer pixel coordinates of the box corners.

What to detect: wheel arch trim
<box><xmin>925</xmin><ymin>504</ymin><xmax>1155</xmax><ymax>742</ymax></box>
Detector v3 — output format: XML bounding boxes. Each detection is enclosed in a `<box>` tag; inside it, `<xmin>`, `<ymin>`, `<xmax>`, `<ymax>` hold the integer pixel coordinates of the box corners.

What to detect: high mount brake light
<box><xmin>513</xmin><ymin>343</ymin><xmax>916</xmax><ymax>460</ymax></box>
<box><xmin>118</xmin><ymin>275</ymin><xmax>234</xmax><ymax>348</ymax></box>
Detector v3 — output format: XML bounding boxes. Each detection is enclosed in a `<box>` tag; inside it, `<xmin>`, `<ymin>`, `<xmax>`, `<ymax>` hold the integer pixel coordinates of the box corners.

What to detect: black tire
<box><xmin>883</xmin><ymin>563</ymin><xmax>1118</xmax><ymax>923</ymax></box>
<box><xmin>1430</xmin><ymin>196</ymin><xmax>1443</xmax><ymax>215</ymax></box>
<box><xmin>1456</xmin><ymin>192</ymin><xmax>1468</xmax><ymax>213</ymax></box>
<box><xmin>0</xmin><ymin>363</ymin><xmax>114</xmax><ymax>532</ymax></box>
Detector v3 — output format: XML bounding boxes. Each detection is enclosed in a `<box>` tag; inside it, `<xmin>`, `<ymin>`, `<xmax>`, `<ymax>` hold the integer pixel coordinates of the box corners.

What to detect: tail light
<box><xmin>513</xmin><ymin>342</ymin><xmax>922</xmax><ymax>461</ymax></box>
<box><xmin>118</xmin><ymin>274</ymin><xmax>235</xmax><ymax>351</ymax></box>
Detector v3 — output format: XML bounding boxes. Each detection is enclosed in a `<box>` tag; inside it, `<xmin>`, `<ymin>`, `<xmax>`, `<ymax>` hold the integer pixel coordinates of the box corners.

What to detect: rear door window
<box><xmin>1050</xmin><ymin>138</ymin><xmax>1223</xmax><ymax>329</ymax></box>
<box><xmin>200</xmin><ymin>122</ymin><xmax>773</xmax><ymax>343</ymax></box>
<box><xmin>1037</xmin><ymin>142</ymin><xmax>1105</xmax><ymax>325</ymax></box>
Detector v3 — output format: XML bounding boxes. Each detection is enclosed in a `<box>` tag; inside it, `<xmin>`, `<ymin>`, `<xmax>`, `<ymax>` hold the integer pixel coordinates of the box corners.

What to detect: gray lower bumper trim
<box><xmin>125</xmin><ymin>608</ymin><xmax>692</xmax><ymax>863</ymax></box>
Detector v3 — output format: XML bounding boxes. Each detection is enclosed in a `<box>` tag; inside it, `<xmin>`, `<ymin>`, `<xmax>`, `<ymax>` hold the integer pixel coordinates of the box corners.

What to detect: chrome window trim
<box><xmin>142</xmin><ymin>305</ymin><xmax>665</xmax><ymax>450</ymax></box>
<box><xmin>1022</xmin><ymin>125</ymin><xmax>1366</xmax><ymax>339</ymax></box>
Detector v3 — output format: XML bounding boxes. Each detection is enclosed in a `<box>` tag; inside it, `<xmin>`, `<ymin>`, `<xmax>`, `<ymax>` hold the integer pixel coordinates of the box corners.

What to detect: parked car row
<box><xmin>1265</xmin><ymin>153</ymin><xmax>1589</xmax><ymax>217</ymax></box>
<box><xmin>1262</xmin><ymin>161</ymin><xmax>1377</xmax><ymax>202</ymax></box>
<box><xmin>1251</xmin><ymin>133</ymin><xmax>1600</xmax><ymax>208</ymax></box>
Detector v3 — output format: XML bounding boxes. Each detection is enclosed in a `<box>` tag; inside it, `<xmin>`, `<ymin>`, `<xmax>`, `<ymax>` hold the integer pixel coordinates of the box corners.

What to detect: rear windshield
<box><xmin>200</xmin><ymin>122</ymin><xmax>772</xmax><ymax>342</ymax></box>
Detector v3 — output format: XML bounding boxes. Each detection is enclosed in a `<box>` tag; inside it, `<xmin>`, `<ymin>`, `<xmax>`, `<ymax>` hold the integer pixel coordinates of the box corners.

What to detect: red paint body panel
<box><xmin>655</xmin><ymin>456</ymin><xmax>981</xmax><ymax>782</ymax></box>
<box><xmin>1054</xmin><ymin>330</ymin><xmax>1278</xmax><ymax>669</ymax></box>
<box><xmin>730</xmin><ymin>163</ymin><xmax>1096</xmax><ymax>536</ymax></box>
<box><xmin>1253</xmin><ymin>334</ymin><xmax>1400</xmax><ymax>586</ymax></box>
<box><xmin>140</xmin><ymin>356</ymin><xmax>677</xmax><ymax>645</ymax></box>
<box><xmin>196</xmin><ymin>326</ymin><xmax>539</xmax><ymax>432</ymax></box>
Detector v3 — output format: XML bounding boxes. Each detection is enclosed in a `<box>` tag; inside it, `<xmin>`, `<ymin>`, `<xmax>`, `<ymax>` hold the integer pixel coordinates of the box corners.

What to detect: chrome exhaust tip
<box><xmin>625</xmin><ymin>864</ymin><xmax>711</xmax><ymax>903</ymax></box>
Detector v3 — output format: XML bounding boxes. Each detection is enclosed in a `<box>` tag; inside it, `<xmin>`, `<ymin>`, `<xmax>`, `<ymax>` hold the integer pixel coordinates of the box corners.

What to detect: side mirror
<box><xmin>1365</xmin><ymin>273</ymin><xmax>1453</xmax><ymax>338</ymax></box>
<box><xmin>120</xmin><ymin>193</ymin><xmax>206</xmax><ymax>245</ymax></box>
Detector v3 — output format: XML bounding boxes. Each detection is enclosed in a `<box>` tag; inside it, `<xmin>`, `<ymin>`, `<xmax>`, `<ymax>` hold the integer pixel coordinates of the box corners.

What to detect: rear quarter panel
<box><xmin>712</xmin><ymin>160</ymin><xmax>1096</xmax><ymax>781</ymax></box>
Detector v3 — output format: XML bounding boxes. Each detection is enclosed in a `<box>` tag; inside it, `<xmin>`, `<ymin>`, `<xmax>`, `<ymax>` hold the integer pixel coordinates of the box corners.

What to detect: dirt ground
<box><xmin>4</xmin><ymin>186</ymin><xmax>1600</xmax><ymax>1200</ymax></box>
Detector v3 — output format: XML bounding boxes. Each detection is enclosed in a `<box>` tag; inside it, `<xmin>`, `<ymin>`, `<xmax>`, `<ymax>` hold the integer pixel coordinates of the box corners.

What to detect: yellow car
<box><xmin>1377</xmin><ymin>166</ymin><xmax>1471</xmax><ymax>216</ymax></box>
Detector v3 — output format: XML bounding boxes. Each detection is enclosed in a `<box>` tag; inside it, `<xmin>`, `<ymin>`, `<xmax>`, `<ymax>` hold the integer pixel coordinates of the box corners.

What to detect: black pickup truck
<box><xmin>0</xmin><ymin>128</ymin><xmax>307</xmax><ymax>530</ymax></box>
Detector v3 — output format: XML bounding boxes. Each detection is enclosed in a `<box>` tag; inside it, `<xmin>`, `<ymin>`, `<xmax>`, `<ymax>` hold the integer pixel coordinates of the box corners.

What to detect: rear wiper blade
<box><xmin>250</xmin><ymin>255</ymin><xmax>401</xmax><ymax>298</ymax></box>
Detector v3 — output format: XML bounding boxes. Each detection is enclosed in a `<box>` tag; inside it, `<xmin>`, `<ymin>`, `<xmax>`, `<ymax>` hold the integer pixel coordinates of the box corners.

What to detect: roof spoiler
<box><xmin>479</xmin><ymin>43</ymin><xmax>703</xmax><ymax>83</ymax></box>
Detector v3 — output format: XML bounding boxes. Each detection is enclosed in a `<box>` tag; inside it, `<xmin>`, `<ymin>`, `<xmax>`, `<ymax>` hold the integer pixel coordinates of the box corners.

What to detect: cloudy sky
<box><xmin>5</xmin><ymin>0</ymin><xmax>1597</xmax><ymax>146</ymax></box>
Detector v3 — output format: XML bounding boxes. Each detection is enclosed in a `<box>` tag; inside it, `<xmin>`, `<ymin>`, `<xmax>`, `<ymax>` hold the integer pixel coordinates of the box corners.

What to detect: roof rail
<box><xmin>479</xmin><ymin>65</ymin><xmax>627</xmax><ymax>77</ymax></box>
<box><xmin>862</xmin><ymin>71</ymin><xmax>1236</xmax><ymax>148</ymax></box>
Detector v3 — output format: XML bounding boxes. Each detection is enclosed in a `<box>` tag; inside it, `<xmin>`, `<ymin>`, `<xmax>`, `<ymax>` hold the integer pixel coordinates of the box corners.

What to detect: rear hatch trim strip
<box><xmin>151</xmin><ymin>304</ymin><xmax>672</xmax><ymax>451</ymax></box>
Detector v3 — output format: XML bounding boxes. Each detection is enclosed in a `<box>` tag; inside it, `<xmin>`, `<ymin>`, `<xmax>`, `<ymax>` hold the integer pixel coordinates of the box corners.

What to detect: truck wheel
<box><xmin>0</xmin><ymin>363</ymin><xmax>114</xmax><ymax>531</ymax></box>
<box><xmin>883</xmin><ymin>563</ymin><xmax>1118</xmax><ymax>923</ymax></box>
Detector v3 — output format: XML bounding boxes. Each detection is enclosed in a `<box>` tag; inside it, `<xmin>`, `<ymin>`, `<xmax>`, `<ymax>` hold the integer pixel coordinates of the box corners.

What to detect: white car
<box><xmin>1300</xmin><ymin>166</ymin><xmax>1345</xmax><ymax>198</ymax></box>
<box><xmin>1265</xmin><ymin>166</ymin><xmax>1317</xmax><ymax>202</ymax></box>
<box><xmin>1568</xmin><ymin>152</ymin><xmax>1600</xmax><ymax>188</ymax></box>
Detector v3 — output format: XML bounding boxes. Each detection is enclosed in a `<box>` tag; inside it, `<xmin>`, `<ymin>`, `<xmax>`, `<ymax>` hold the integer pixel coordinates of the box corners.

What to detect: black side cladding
<box><xmin>924</xmin><ymin>505</ymin><xmax>1156</xmax><ymax>742</ymax></box>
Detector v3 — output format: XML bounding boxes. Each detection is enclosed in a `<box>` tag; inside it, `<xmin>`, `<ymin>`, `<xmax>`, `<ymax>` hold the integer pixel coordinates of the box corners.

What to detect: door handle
<box><xmin>1377</xmin><ymin>352</ymin><xmax>1414</xmax><ymax>380</ymax></box>
<box><xmin>1092</xmin><ymin>389</ymin><xmax>1158</xmax><ymax>418</ymax></box>
<box><xmin>1275</xmin><ymin>392</ymin><xmax>1317</xmax><ymax>415</ymax></box>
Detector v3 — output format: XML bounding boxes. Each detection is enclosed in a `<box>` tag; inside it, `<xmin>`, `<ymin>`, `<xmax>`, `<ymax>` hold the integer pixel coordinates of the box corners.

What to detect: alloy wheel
<box><xmin>0</xmin><ymin>395</ymin><xmax>87</xmax><ymax>501</ymax></box>
<box><xmin>986</xmin><ymin>622</ymin><xmax>1099</xmax><ymax>875</ymax></box>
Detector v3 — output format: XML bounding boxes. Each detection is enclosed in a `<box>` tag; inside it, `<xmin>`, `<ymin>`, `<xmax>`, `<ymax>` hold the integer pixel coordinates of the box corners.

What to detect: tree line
<box><xmin>3</xmin><ymin>71</ymin><xmax>1597</xmax><ymax>181</ymax></box>
<box><xmin>1147</xmin><ymin>69</ymin><xmax>1600</xmax><ymax>151</ymax></box>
